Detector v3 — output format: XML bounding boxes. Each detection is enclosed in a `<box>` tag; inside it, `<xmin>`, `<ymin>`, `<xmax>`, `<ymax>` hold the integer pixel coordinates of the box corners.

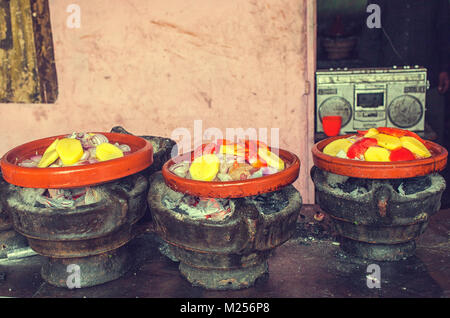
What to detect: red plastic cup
<box><xmin>322</xmin><ymin>116</ymin><xmax>342</xmax><ymax>136</ymax></box>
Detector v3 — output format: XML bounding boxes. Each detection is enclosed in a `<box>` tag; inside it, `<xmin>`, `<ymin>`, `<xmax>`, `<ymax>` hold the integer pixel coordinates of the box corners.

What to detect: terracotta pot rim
<box><xmin>312</xmin><ymin>134</ymin><xmax>448</xmax><ymax>179</ymax></box>
<box><xmin>0</xmin><ymin>132</ymin><xmax>153</xmax><ymax>189</ymax></box>
<box><xmin>161</xmin><ymin>148</ymin><xmax>300</xmax><ymax>198</ymax></box>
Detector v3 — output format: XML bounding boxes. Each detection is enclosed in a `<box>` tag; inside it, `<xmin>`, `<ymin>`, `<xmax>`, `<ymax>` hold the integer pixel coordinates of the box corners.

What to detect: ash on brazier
<box><xmin>0</xmin><ymin>174</ymin><xmax>28</xmax><ymax>259</ymax></box>
<box><xmin>147</xmin><ymin>172</ymin><xmax>301</xmax><ymax>290</ymax></box>
<box><xmin>311</xmin><ymin>168</ymin><xmax>446</xmax><ymax>261</ymax></box>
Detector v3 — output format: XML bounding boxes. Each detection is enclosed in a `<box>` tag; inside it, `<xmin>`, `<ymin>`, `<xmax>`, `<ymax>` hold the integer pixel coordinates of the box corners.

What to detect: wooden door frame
<box><xmin>0</xmin><ymin>0</ymin><xmax>57</xmax><ymax>103</ymax></box>
<box><xmin>304</xmin><ymin>0</ymin><xmax>317</xmax><ymax>203</ymax></box>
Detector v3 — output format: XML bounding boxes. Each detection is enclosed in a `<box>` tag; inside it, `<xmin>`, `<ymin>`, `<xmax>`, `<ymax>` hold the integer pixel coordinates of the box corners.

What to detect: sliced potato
<box><xmin>37</xmin><ymin>138</ymin><xmax>60</xmax><ymax>168</ymax></box>
<box><xmin>43</xmin><ymin>138</ymin><xmax>60</xmax><ymax>155</ymax></box>
<box><xmin>189</xmin><ymin>154</ymin><xmax>220</xmax><ymax>181</ymax></box>
<box><xmin>56</xmin><ymin>138</ymin><xmax>84</xmax><ymax>165</ymax></box>
<box><xmin>323</xmin><ymin>139</ymin><xmax>353</xmax><ymax>157</ymax></box>
<box><xmin>364</xmin><ymin>146</ymin><xmax>391</xmax><ymax>162</ymax></box>
<box><xmin>373</xmin><ymin>134</ymin><xmax>402</xmax><ymax>150</ymax></box>
<box><xmin>364</xmin><ymin>128</ymin><xmax>379</xmax><ymax>138</ymax></box>
<box><xmin>37</xmin><ymin>149</ymin><xmax>59</xmax><ymax>168</ymax></box>
<box><xmin>400</xmin><ymin>136</ymin><xmax>431</xmax><ymax>158</ymax></box>
<box><xmin>95</xmin><ymin>142</ymin><xmax>124</xmax><ymax>161</ymax></box>
<box><xmin>257</xmin><ymin>148</ymin><xmax>285</xmax><ymax>170</ymax></box>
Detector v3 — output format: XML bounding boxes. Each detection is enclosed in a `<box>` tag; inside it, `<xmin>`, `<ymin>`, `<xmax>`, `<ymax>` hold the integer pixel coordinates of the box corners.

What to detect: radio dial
<box><xmin>318</xmin><ymin>96</ymin><xmax>352</xmax><ymax>127</ymax></box>
<box><xmin>388</xmin><ymin>95</ymin><xmax>423</xmax><ymax>128</ymax></box>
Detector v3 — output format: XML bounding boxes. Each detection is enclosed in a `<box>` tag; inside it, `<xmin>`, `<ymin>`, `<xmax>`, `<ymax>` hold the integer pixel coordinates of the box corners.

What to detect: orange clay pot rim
<box><xmin>311</xmin><ymin>134</ymin><xmax>448</xmax><ymax>179</ymax></box>
<box><xmin>0</xmin><ymin>132</ymin><xmax>153</xmax><ymax>189</ymax></box>
<box><xmin>162</xmin><ymin>147</ymin><xmax>300</xmax><ymax>198</ymax></box>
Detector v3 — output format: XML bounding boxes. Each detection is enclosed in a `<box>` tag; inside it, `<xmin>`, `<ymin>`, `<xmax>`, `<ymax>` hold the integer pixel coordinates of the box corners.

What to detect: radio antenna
<box><xmin>381</xmin><ymin>27</ymin><xmax>407</xmax><ymax>65</ymax></box>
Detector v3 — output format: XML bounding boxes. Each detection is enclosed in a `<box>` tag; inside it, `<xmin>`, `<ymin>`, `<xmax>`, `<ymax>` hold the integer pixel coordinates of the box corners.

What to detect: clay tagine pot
<box><xmin>162</xmin><ymin>147</ymin><xmax>300</xmax><ymax>198</ymax></box>
<box><xmin>0</xmin><ymin>130</ymin><xmax>154</xmax><ymax>288</ymax></box>
<box><xmin>311</xmin><ymin>135</ymin><xmax>448</xmax><ymax>261</ymax></box>
<box><xmin>1</xmin><ymin>132</ymin><xmax>153</xmax><ymax>189</ymax></box>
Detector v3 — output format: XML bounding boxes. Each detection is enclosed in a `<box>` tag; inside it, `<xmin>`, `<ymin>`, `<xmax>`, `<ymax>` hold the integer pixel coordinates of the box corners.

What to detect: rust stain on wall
<box><xmin>150</xmin><ymin>20</ymin><xmax>199</xmax><ymax>38</ymax></box>
<box><xmin>32</xmin><ymin>107</ymin><xmax>48</xmax><ymax>121</ymax></box>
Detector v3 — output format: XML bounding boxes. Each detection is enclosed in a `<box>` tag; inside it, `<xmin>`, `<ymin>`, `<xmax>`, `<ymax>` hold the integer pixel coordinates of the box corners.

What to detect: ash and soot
<box><xmin>162</xmin><ymin>189</ymin><xmax>289</xmax><ymax>221</ymax></box>
<box><xmin>324</xmin><ymin>172</ymin><xmax>441</xmax><ymax>198</ymax></box>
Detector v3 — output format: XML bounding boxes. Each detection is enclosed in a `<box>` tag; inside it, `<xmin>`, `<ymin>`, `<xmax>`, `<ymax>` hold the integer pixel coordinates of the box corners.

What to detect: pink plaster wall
<box><xmin>0</xmin><ymin>0</ymin><xmax>316</xmax><ymax>202</ymax></box>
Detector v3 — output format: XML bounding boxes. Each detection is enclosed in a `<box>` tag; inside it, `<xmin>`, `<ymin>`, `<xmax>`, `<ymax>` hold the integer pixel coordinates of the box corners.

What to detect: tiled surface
<box><xmin>0</xmin><ymin>204</ymin><xmax>448</xmax><ymax>298</ymax></box>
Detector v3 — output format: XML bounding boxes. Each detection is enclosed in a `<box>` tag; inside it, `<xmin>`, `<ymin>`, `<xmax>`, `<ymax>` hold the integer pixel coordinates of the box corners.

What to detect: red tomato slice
<box><xmin>389</xmin><ymin>147</ymin><xmax>415</xmax><ymax>161</ymax></box>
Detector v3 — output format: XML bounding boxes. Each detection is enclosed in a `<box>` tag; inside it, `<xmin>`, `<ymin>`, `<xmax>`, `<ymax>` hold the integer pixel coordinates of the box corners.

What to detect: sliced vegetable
<box><xmin>95</xmin><ymin>142</ymin><xmax>124</xmax><ymax>161</ymax></box>
<box><xmin>357</xmin><ymin>129</ymin><xmax>368</xmax><ymax>136</ymax></box>
<box><xmin>43</xmin><ymin>138</ymin><xmax>60</xmax><ymax>155</ymax></box>
<box><xmin>220</xmin><ymin>144</ymin><xmax>245</xmax><ymax>157</ymax></box>
<box><xmin>364</xmin><ymin>146</ymin><xmax>391</xmax><ymax>162</ymax></box>
<box><xmin>363</xmin><ymin>128</ymin><xmax>379</xmax><ymax>138</ymax></box>
<box><xmin>37</xmin><ymin>149</ymin><xmax>59</xmax><ymax>168</ymax></box>
<box><xmin>373</xmin><ymin>133</ymin><xmax>402</xmax><ymax>150</ymax></box>
<box><xmin>37</xmin><ymin>139</ymin><xmax>60</xmax><ymax>168</ymax></box>
<box><xmin>244</xmin><ymin>140</ymin><xmax>268</xmax><ymax>168</ymax></box>
<box><xmin>248</xmin><ymin>156</ymin><xmax>268</xmax><ymax>168</ymax></box>
<box><xmin>347</xmin><ymin>138</ymin><xmax>378</xmax><ymax>159</ymax></box>
<box><xmin>400</xmin><ymin>136</ymin><xmax>431</xmax><ymax>158</ymax></box>
<box><xmin>376</xmin><ymin>127</ymin><xmax>407</xmax><ymax>137</ymax></box>
<box><xmin>192</xmin><ymin>143</ymin><xmax>217</xmax><ymax>160</ymax></box>
<box><xmin>377</xmin><ymin>127</ymin><xmax>425</xmax><ymax>143</ymax></box>
<box><xmin>389</xmin><ymin>147</ymin><xmax>415</xmax><ymax>161</ymax></box>
<box><xmin>56</xmin><ymin>138</ymin><xmax>84</xmax><ymax>165</ymax></box>
<box><xmin>189</xmin><ymin>154</ymin><xmax>220</xmax><ymax>181</ymax></box>
<box><xmin>257</xmin><ymin>148</ymin><xmax>284</xmax><ymax>170</ymax></box>
<box><xmin>323</xmin><ymin>138</ymin><xmax>353</xmax><ymax>157</ymax></box>
<box><xmin>215</xmin><ymin>139</ymin><xmax>234</xmax><ymax>149</ymax></box>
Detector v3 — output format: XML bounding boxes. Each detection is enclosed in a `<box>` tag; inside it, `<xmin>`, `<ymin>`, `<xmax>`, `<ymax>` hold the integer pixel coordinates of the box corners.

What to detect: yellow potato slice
<box><xmin>37</xmin><ymin>149</ymin><xmax>59</xmax><ymax>168</ymax></box>
<box><xmin>189</xmin><ymin>154</ymin><xmax>220</xmax><ymax>181</ymax></box>
<box><xmin>400</xmin><ymin>136</ymin><xmax>431</xmax><ymax>158</ymax></box>
<box><xmin>364</xmin><ymin>146</ymin><xmax>391</xmax><ymax>162</ymax></box>
<box><xmin>95</xmin><ymin>142</ymin><xmax>124</xmax><ymax>161</ymax></box>
<box><xmin>56</xmin><ymin>138</ymin><xmax>84</xmax><ymax>165</ymax></box>
<box><xmin>364</xmin><ymin>128</ymin><xmax>379</xmax><ymax>138</ymax></box>
<box><xmin>219</xmin><ymin>144</ymin><xmax>245</xmax><ymax>157</ymax></box>
<box><xmin>37</xmin><ymin>139</ymin><xmax>60</xmax><ymax>168</ymax></box>
<box><xmin>373</xmin><ymin>133</ymin><xmax>402</xmax><ymax>150</ymax></box>
<box><xmin>43</xmin><ymin>138</ymin><xmax>60</xmax><ymax>155</ymax></box>
<box><xmin>258</xmin><ymin>148</ymin><xmax>285</xmax><ymax>170</ymax></box>
<box><xmin>322</xmin><ymin>139</ymin><xmax>353</xmax><ymax>157</ymax></box>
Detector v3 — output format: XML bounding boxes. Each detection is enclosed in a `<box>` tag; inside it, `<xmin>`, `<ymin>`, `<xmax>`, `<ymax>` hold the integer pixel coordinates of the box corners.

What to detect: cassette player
<box><xmin>315</xmin><ymin>66</ymin><xmax>427</xmax><ymax>133</ymax></box>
